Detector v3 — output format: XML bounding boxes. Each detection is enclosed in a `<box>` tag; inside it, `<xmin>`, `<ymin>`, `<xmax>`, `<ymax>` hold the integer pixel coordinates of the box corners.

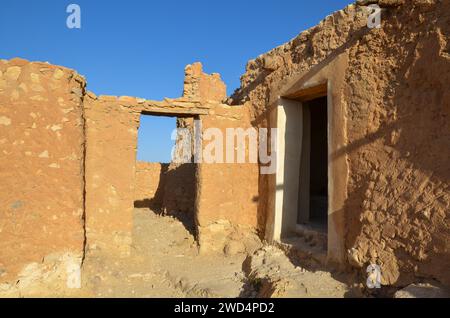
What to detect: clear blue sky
<box><xmin>0</xmin><ymin>0</ymin><xmax>353</xmax><ymax>162</ymax></box>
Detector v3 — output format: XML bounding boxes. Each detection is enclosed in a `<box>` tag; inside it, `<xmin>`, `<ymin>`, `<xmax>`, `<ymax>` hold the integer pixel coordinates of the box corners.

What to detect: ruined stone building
<box><xmin>0</xmin><ymin>0</ymin><xmax>449</xmax><ymax>295</ymax></box>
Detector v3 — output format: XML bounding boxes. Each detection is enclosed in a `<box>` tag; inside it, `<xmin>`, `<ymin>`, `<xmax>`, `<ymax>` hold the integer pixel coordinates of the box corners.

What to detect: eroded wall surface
<box><xmin>178</xmin><ymin>63</ymin><xmax>261</xmax><ymax>253</ymax></box>
<box><xmin>0</xmin><ymin>59</ymin><xmax>85</xmax><ymax>294</ymax></box>
<box><xmin>230</xmin><ymin>0</ymin><xmax>450</xmax><ymax>286</ymax></box>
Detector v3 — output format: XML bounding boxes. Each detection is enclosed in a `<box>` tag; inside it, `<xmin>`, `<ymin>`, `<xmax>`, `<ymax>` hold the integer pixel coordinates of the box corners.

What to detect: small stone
<box><xmin>382</xmin><ymin>223</ymin><xmax>396</xmax><ymax>238</ymax></box>
<box><xmin>53</xmin><ymin>69</ymin><xmax>65</xmax><ymax>80</ymax></box>
<box><xmin>30</xmin><ymin>73</ymin><xmax>40</xmax><ymax>83</ymax></box>
<box><xmin>38</xmin><ymin>151</ymin><xmax>49</xmax><ymax>158</ymax></box>
<box><xmin>0</xmin><ymin>116</ymin><xmax>11</xmax><ymax>126</ymax></box>
<box><xmin>61</xmin><ymin>108</ymin><xmax>74</xmax><ymax>114</ymax></box>
<box><xmin>223</xmin><ymin>240</ymin><xmax>246</xmax><ymax>256</ymax></box>
<box><xmin>11</xmin><ymin>90</ymin><xmax>20</xmax><ymax>100</ymax></box>
<box><xmin>19</xmin><ymin>83</ymin><xmax>28</xmax><ymax>92</ymax></box>
<box><xmin>50</xmin><ymin>124</ymin><xmax>63</xmax><ymax>131</ymax></box>
<box><xmin>5</xmin><ymin>66</ymin><xmax>21</xmax><ymax>81</ymax></box>
<box><xmin>31</xmin><ymin>83</ymin><xmax>44</xmax><ymax>92</ymax></box>
<box><xmin>71</xmin><ymin>87</ymin><xmax>83</xmax><ymax>97</ymax></box>
<box><xmin>30</xmin><ymin>95</ymin><xmax>47</xmax><ymax>101</ymax></box>
<box><xmin>394</xmin><ymin>283</ymin><xmax>450</xmax><ymax>298</ymax></box>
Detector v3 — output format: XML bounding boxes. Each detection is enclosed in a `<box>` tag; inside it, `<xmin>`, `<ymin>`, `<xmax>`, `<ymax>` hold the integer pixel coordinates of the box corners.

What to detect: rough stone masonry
<box><xmin>0</xmin><ymin>0</ymin><xmax>449</xmax><ymax>295</ymax></box>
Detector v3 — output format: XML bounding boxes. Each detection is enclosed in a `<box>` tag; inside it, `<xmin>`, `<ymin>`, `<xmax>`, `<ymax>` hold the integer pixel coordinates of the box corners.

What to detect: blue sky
<box><xmin>0</xmin><ymin>0</ymin><xmax>353</xmax><ymax>162</ymax></box>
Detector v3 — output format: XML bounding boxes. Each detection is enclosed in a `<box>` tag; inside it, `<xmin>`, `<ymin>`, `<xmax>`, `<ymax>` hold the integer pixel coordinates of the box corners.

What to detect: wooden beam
<box><xmin>284</xmin><ymin>83</ymin><xmax>327</xmax><ymax>102</ymax></box>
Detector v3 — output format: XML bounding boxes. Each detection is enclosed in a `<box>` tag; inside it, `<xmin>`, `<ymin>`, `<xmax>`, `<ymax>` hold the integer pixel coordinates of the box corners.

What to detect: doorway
<box><xmin>133</xmin><ymin>114</ymin><xmax>197</xmax><ymax>236</ymax></box>
<box><xmin>298</xmin><ymin>96</ymin><xmax>328</xmax><ymax>233</ymax></box>
<box><xmin>270</xmin><ymin>88</ymin><xmax>329</xmax><ymax>251</ymax></box>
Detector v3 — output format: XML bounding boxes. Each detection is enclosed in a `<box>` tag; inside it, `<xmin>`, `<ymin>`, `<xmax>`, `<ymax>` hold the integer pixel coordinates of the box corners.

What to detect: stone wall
<box><xmin>0</xmin><ymin>58</ymin><xmax>85</xmax><ymax>294</ymax></box>
<box><xmin>230</xmin><ymin>0</ymin><xmax>450</xmax><ymax>286</ymax></box>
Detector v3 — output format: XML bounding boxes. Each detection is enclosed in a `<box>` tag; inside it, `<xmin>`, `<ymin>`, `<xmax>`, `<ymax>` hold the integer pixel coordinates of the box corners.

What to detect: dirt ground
<box><xmin>75</xmin><ymin>209</ymin><xmax>357</xmax><ymax>298</ymax></box>
<box><xmin>2</xmin><ymin>202</ymin><xmax>447</xmax><ymax>298</ymax></box>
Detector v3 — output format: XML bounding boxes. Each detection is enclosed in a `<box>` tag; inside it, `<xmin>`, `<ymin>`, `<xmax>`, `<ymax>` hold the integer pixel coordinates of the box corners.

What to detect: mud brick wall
<box><xmin>84</xmin><ymin>94</ymin><xmax>140</xmax><ymax>257</ymax></box>
<box><xmin>134</xmin><ymin>162</ymin><xmax>168</xmax><ymax>210</ymax></box>
<box><xmin>134</xmin><ymin>161</ymin><xmax>196</xmax><ymax>215</ymax></box>
<box><xmin>163</xmin><ymin>163</ymin><xmax>197</xmax><ymax>215</ymax></box>
<box><xmin>195</xmin><ymin>103</ymin><xmax>260</xmax><ymax>253</ymax></box>
<box><xmin>0</xmin><ymin>58</ymin><xmax>85</xmax><ymax>292</ymax></box>
<box><xmin>230</xmin><ymin>0</ymin><xmax>450</xmax><ymax>286</ymax></box>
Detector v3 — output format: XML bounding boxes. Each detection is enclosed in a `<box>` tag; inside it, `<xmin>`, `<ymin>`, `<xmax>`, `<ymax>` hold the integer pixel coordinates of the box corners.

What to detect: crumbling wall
<box><xmin>180</xmin><ymin>63</ymin><xmax>261</xmax><ymax>254</ymax></box>
<box><xmin>184</xmin><ymin>63</ymin><xmax>227</xmax><ymax>102</ymax></box>
<box><xmin>231</xmin><ymin>0</ymin><xmax>450</xmax><ymax>286</ymax></box>
<box><xmin>0</xmin><ymin>58</ymin><xmax>85</xmax><ymax>294</ymax></box>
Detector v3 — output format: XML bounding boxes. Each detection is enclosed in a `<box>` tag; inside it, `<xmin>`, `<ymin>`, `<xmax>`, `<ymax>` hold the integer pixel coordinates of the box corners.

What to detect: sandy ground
<box><xmin>80</xmin><ymin>209</ymin><xmax>248</xmax><ymax>297</ymax></box>
<box><xmin>76</xmin><ymin>208</ymin><xmax>355</xmax><ymax>298</ymax></box>
<box><xmin>7</xmin><ymin>206</ymin><xmax>444</xmax><ymax>298</ymax></box>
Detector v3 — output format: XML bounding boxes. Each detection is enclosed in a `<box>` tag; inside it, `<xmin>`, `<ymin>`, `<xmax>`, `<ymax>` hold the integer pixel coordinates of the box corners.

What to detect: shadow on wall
<box><xmin>338</xmin><ymin>24</ymin><xmax>450</xmax><ymax>286</ymax></box>
<box><xmin>245</xmin><ymin>26</ymin><xmax>373</xmax><ymax>239</ymax></box>
<box><xmin>134</xmin><ymin>163</ymin><xmax>169</xmax><ymax>211</ymax></box>
<box><xmin>134</xmin><ymin>163</ymin><xmax>197</xmax><ymax>237</ymax></box>
<box><xmin>248</xmin><ymin>5</ymin><xmax>449</xmax><ymax>287</ymax></box>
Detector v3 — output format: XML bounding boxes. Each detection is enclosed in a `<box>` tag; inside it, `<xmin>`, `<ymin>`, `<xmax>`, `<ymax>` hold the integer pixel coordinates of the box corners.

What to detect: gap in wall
<box><xmin>137</xmin><ymin>115</ymin><xmax>177</xmax><ymax>163</ymax></box>
<box><xmin>134</xmin><ymin>114</ymin><xmax>197</xmax><ymax>237</ymax></box>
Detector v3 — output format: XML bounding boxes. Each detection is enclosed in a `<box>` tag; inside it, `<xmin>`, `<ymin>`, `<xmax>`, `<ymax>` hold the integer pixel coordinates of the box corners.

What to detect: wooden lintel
<box><xmin>284</xmin><ymin>83</ymin><xmax>327</xmax><ymax>102</ymax></box>
<box><xmin>140</xmin><ymin>106</ymin><xmax>209</xmax><ymax>116</ymax></box>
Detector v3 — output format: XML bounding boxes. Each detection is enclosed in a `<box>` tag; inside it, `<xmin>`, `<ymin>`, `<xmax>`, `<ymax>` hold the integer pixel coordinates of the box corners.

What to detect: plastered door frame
<box><xmin>266</xmin><ymin>81</ymin><xmax>347</xmax><ymax>267</ymax></box>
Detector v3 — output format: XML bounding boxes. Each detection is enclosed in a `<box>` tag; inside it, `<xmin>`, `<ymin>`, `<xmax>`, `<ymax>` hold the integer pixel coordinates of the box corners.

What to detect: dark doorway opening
<box><xmin>297</xmin><ymin>96</ymin><xmax>328</xmax><ymax>233</ymax></box>
<box><xmin>308</xmin><ymin>97</ymin><xmax>328</xmax><ymax>227</ymax></box>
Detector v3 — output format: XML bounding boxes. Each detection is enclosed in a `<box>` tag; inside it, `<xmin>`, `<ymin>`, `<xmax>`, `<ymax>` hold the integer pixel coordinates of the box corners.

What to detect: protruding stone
<box><xmin>31</xmin><ymin>84</ymin><xmax>44</xmax><ymax>92</ymax></box>
<box><xmin>30</xmin><ymin>95</ymin><xmax>47</xmax><ymax>101</ymax></box>
<box><xmin>223</xmin><ymin>240</ymin><xmax>246</xmax><ymax>256</ymax></box>
<box><xmin>50</xmin><ymin>124</ymin><xmax>63</xmax><ymax>132</ymax></box>
<box><xmin>5</xmin><ymin>66</ymin><xmax>21</xmax><ymax>81</ymax></box>
<box><xmin>38</xmin><ymin>151</ymin><xmax>49</xmax><ymax>158</ymax></box>
<box><xmin>18</xmin><ymin>83</ymin><xmax>28</xmax><ymax>92</ymax></box>
<box><xmin>11</xmin><ymin>90</ymin><xmax>20</xmax><ymax>101</ymax></box>
<box><xmin>394</xmin><ymin>283</ymin><xmax>450</xmax><ymax>298</ymax></box>
<box><xmin>0</xmin><ymin>116</ymin><xmax>12</xmax><ymax>126</ymax></box>
<box><xmin>53</xmin><ymin>69</ymin><xmax>65</xmax><ymax>80</ymax></box>
<box><xmin>30</xmin><ymin>73</ymin><xmax>40</xmax><ymax>83</ymax></box>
